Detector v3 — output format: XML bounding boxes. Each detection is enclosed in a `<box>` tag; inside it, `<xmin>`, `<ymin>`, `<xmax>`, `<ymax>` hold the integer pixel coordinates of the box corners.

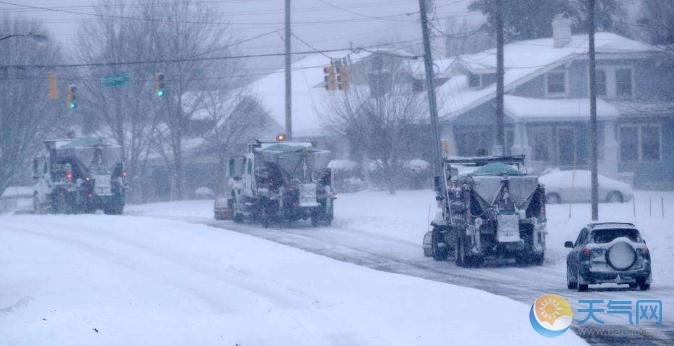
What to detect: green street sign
<box><xmin>101</xmin><ymin>73</ymin><xmax>129</xmax><ymax>88</ymax></box>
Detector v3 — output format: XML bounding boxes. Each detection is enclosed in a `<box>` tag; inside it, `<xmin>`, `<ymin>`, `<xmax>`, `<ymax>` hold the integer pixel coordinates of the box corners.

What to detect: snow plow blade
<box><xmin>213</xmin><ymin>197</ymin><xmax>233</xmax><ymax>220</ymax></box>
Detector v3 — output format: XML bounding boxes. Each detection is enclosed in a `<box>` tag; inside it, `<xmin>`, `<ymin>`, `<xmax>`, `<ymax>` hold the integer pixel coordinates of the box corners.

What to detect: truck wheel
<box><xmin>455</xmin><ymin>234</ymin><xmax>466</xmax><ymax>267</ymax></box>
<box><xmin>467</xmin><ymin>256</ymin><xmax>483</xmax><ymax>268</ymax></box>
<box><xmin>231</xmin><ymin>192</ymin><xmax>244</xmax><ymax>223</ymax></box>
<box><xmin>532</xmin><ymin>253</ymin><xmax>545</xmax><ymax>266</ymax></box>
<box><xmin>103</xmin><ymin>196</ymin><xmax>124</xmax><ymax>215</ymax></box>
<box><xmin>54</xmin><ymin>190</ymin><xmax>74</xmax><ymax>214</ymax></box>
<box><xmin>33</xmin><ymin>194</ymin><xmax>44</xmax><ymax>214</ymax></box>
<box><xmin>431</xmin><ymin>229</ymin><xmax>448</xmax><ymax>261</ymax></box>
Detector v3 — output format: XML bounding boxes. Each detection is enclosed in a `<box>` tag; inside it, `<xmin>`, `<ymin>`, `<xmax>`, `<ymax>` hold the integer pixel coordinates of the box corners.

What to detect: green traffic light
<box><xmin>69</xmin><ymin>102</ymin><xmax>77</xmax><ymax>110</ymax></box>
<box><xmin>157</xmin><ymin>89</ymin><xmax>165</xmax><ymax>97</ymax></box>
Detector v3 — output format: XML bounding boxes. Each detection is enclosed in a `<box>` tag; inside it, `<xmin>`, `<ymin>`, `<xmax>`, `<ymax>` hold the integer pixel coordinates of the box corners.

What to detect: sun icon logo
<box><xmin>529</xmin><ymin>294</ymin><xmax>574</xmax><ymax>337</ymax></box>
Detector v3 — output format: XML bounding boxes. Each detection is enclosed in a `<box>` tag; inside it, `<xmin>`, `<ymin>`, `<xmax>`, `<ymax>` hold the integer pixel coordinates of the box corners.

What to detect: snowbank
<box><xmin>327</xmin><ymin>159</ymin><xmax>359</xmax><ymax>171</ymax></box>
<box><xmin>0</xmin><ymin>214</ymin><xmax>586</xmax><ymax>345</ymax></box>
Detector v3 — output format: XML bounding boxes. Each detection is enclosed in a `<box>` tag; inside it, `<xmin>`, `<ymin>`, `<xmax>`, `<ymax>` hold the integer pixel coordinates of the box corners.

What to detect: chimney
<box><xmin>552</xmin><ymin>15</ymin><xmax>572</xmax><ymax>48</ymax></box>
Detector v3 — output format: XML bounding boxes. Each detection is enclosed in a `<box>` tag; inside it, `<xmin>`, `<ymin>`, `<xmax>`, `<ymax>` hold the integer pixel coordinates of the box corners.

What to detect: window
<box><xmin>615</xmin><ymin>68</ymin><xmax>633</xmax><ymax>97</ymax></box>
<box><xmin>595</xmin><ymin>69</ymin><xmax>607</xmax><ymax>96</ymax></box>
<box><xmin>468</xmin><ymin>73</ymin><xmax>480</xmax><ymax>88</ymax></box>
<box><xmin>412</xmin><ymin>79</ymin><xmax>425</xmax><ymax>92</ymax></box>
<box><xmin>546</xmin><ymin>71</ymin><xmax>567</xmax><ymax>96</ymax></box>
<box><xmin>481</xmin><ymin>73</ymin><xmax>496</xmax><ymax>86</ymax></box>
<box><xmin>619</xmin><ymin>125</ymin><xmax>661</xmax><ymax>162</ymax></box>
<box><xmin>575</xmin><ymin>229</ymin><xmax>589</xmax><ymax>247</ymax></box>
<box><xmin>592</xmin><ymin>229</ymin><xmax>641</xmax><ymax>243</ymax></box>
<box><xmin>619</xmin><ymin>126</ymin><xmax>639</xmax><ymax>162</ymax></box>
<box><xmin>528</xmin><ymin>127</ymin><xmax>551</xmax><ymax>161</ymax></box>
<box><xmin>641</xmin><ymin>126</ymin><xmax>661</xmax><ymax>161</ymax></box>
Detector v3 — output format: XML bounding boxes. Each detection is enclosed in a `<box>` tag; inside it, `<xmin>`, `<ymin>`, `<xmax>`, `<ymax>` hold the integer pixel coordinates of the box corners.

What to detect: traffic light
<box><xmin>323</xmin><ymin>64</ymin><xmax>336</xmax><ymax>91</ymax></box>
<box><xmin>155</xmin><ymin>73</ymin><xmax>165</xmax><ymax>97</ymax></box>
<box><xmin>47</xmin><ymin>72</ymin><xmax>59</xmax><ymax>100</ymax></box>
<box><xmin>337</xmin><ymin>65</ymin><xmax>350</xmax><ymax>91</ymax></box>
<box><xmin>66</xmin><ymin>84</ymin><xmax>77</xmax><ymax>110</ymax></box>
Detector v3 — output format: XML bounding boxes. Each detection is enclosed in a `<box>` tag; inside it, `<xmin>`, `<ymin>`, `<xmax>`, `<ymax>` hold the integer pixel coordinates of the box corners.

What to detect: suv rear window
<box><xmin>592</xmin><ymin>229</ymin><xmax>641</xmax><ymax>243</ymax></box>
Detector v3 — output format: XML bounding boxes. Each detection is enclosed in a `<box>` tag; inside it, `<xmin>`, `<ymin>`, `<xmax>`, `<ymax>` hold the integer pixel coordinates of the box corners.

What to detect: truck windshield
<box><xmin>592</xmin><ymin>229</ymin><xmax>642</xmax><ymax>243</ymax></box>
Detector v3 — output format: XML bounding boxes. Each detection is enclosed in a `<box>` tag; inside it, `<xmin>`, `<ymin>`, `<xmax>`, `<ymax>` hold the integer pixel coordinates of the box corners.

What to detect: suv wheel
<box><xmin>566</xmin><ymin>265</ymin><xmax>577</xmax><ymax>289</ymax></box>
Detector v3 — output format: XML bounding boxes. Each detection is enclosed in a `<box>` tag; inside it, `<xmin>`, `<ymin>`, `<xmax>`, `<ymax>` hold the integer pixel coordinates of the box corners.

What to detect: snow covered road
<box><xmin>129</xmin><ymin>190</ymin><xmax>674</xmax><ymax>345</ymax></box>
<box><xmin>0</xmin><ymin>213</ymin><xmax>587</xmax><ymax>345</ymax></box>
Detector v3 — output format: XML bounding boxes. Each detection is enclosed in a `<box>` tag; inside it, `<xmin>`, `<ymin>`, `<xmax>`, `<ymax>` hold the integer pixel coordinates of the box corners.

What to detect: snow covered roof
<box><xmin>411</xmin><ymin>57</ymin><xmax>455</xmax><ymax>79</ymax></box>
<box><xmin>612</xmin><ymin>101</ymin><xmax>674</xmax><ymax>116</ymax></box>
<box><xmin>504</xmin><ymin>95</ymin><xmax>618</xmax><ymax>121</ymax></box>
<box><xmin>438</xmin><ymin>32</ymin><xmax>656</xmax><ymax>119</ymax></box>
<box><xmin>249</xmin><ymin>50</ymin><xmax>373</xmax><ymax>138</ymax></box>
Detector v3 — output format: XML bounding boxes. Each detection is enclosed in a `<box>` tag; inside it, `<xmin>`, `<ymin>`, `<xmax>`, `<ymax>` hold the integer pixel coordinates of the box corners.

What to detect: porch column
<box><xmin>599</xmin><ymin>121</ymin><xmax>618</xmax><ymax>179</ymax></box>
<box><xmin>511</xmin><ymin>122</ymin><xmax>531</xmax><ymax>158</ymax></box>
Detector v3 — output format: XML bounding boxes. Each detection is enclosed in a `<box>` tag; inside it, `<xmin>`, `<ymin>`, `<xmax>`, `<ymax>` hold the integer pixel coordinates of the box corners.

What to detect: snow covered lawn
<box><xmin>0</xmin><ymin>214</ymin><xmax>585</xmax><ymax>345</ymax></box>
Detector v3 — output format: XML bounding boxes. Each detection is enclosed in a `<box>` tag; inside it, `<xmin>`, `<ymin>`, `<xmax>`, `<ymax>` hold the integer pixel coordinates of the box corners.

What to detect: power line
<box><xmin>1</xmin><ymin>38</ymin><xmax>429</xmax><ymax>70</ymax></box>
<box><xmin>315</xmin><ymin>0</ymin><xmax>416</xmax><ymax>23</ymax></box>
<box><xmin>0</xmin><ymin>0</ymin><xmax>422</xmax><ymax>27</ymax></box>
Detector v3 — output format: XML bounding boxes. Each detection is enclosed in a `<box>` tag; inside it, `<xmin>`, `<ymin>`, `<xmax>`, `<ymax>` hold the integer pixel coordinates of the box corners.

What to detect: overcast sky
<box><xmin>1</xmin><ymin>0</ymin><xmax>476</xmax><ymax>57</ymax></box>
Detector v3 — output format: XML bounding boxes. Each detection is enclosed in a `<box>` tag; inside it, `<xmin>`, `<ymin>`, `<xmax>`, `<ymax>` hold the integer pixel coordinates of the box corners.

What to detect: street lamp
<box><xmin>0</xmin><ymin>32</ymin><xmax>48</xmax><ymax>43</ymax></box>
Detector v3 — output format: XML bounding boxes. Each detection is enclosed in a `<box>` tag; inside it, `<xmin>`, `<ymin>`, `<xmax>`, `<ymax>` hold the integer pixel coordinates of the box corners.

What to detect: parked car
<box><xmin>540</xmin><ymin>170</ymin><xmax>633</xmax><ymax>204</ymax></box>
<box><xmin>565</xmin><ymin>222</ymin><xmax>651</xmax><ymax>291</ymax></box>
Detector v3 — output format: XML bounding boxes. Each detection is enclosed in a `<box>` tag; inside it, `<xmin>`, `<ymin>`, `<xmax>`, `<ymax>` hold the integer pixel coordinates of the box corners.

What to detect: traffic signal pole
<box><xmin>589</xmin><ymin>0</ymin><xmax>599</xmax><ymax>220</ymax></box>
<box><xmin>418</xmin><ymin>0</ymin><xmax>445</xmax><ymax>196</ymax></box>
<box><xmin>285</xmin><ymin>0</ymin><xmax>293</xmax><ymax>140</ymax></box>
<box><xmin>495</xmin><ymin>0</ymin><xmax>505</xmax><ymax>155</ymax></box>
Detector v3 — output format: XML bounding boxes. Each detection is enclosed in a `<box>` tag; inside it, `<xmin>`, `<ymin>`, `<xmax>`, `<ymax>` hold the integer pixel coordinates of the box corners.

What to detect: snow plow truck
<box><xmin>215</xmin><ymin>139</ymin><xmax>335</xmax><ymax>227</ymax></box>
<box><xmin>32</xmin><ymin>137</ymin><xmax>127</xmax><ymax>214</ymax></box>
<box><xmin>423</xmin><ymin>155</ymin><xmax>547</xmax><ymax>267</ymax></box>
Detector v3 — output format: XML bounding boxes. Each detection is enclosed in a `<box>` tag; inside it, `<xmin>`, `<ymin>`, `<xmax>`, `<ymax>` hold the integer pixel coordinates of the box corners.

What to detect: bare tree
<box><xmin>77</xmin><ymin>0</ymin><xmax>162</xmax><ymax>201</ymax></box>
<box><xmin>325</xmin><ymin>57</ymin><xmax>426</xmax><ymax>194</ymax></box>
<box><xmin>77</xmin><ymin>0</ymin><xmax>242</xmax><ymax>200</ymax></box>
<box><xmin>146</xmin><ymin>0</ymin><xmax>239</xmax><ymax>199</ymax></box>
<box><xmin>638</xmin><ymin>0</ymin><xmax>674</xmax><ymax>55</ymax></box>
<box><xmin>0</xmin><ymin>16</ymin><xmax>63</xmax><ymax>196</ymax></box>
<box><xmin>199</xmin><ymin>92</ymin><xmax>271</xmax><ymax>195</ymax></box>
<box><xmin>443</xmin><ymin>17</ymin><xmax>493</xmax><ymax>56</ymax></box>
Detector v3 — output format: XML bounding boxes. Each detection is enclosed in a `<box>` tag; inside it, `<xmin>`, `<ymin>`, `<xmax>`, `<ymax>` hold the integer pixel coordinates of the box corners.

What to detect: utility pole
<box><xmin>285</xmin><ymin>0</ymin><xmax>292</xmax><ymax>140</ymax></box>
<box><xmin>589</xmin><ymin>0</ymin><xmax>599</xmax><ymax>220</ymax></box>
<box><xmin>418</xmin><ymin>0</ymin><xmax>445</xmax><ymax>195</ymax></box>
<box><xmin>494</xmin><ymin>0</ymin><xmax>505</xmax><ymax>156</ymax></box>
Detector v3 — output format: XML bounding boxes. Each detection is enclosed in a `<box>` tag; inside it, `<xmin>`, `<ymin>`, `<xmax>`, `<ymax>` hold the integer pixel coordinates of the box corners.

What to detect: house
<box><xmin>249</xmin><ymin>48</ymin><xmax>448</xmax><ymax>160</ymax></box>
<box><xmin>438</xmin><ymin>17</ymin><xmax>674</xmax><ymax>189</ymax></box>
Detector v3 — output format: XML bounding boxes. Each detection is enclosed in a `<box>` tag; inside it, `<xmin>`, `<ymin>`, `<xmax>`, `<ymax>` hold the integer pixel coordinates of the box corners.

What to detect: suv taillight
<box><xmin>581</xmin><ymin>247</ymin><xmax>591</xmax><ymax>259</ymax></box>
<box><xmin>65</xmin><ymin>170</ymin><xmax>73</xmax><ymax>182</ymax></box>
<box><xmin>640</xmin><ymin>246</ymin><xmax>650</xmax><ymax>260</ymax></box>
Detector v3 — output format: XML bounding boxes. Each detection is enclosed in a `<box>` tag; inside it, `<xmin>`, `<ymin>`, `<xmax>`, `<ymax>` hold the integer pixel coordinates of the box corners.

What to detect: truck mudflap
<box><xmin>496</xmin><ymin>214</ymin><xmax>520</xmax><ymax>243</ymax></box>
<box><xmin>94</xmin><ymin>174</ymin><xmax>113</xmax><ymax>196</ymax></box>
<box><xmin>533</xmin><ymin>222</ymin><xmax>546</xmax><ymax>253</ymax></box>
<box><xmin>214</xmin><ymin>197</ymin><xmax>233</xmax><ymax>220</ymax></box>
<box><xmin>299</xmin><ymin>183</ymin><xmax>319</xmax><ymax>207</ymax></box>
